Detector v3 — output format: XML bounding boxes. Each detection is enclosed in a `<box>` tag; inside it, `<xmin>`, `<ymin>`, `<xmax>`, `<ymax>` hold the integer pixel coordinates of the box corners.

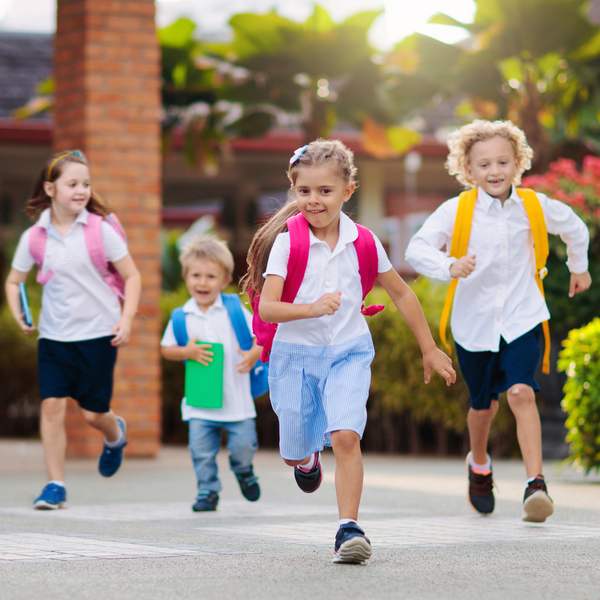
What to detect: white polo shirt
<box><xmin>405</xmin><ymin>186</ymin><xmax>590</xmax><ymax>352</ymax></box>
<box><xmin>161</xmin><ymin>295</ymin><xmax>257</xmax><ymax>423</ymax></box>
<box><xmin>12</xmin><ymin>208</ymin><xmax>128</xmax><ymax>342</ymax></box>
<box><xmin>264</xmin><ymin>211</ymin><xmax>393</xmax><ymax>346</ymax></box>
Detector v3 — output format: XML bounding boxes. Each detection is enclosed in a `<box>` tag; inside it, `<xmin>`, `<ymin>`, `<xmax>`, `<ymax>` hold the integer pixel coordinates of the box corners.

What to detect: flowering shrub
<box><xmin>523</xmin><ymin>157</ymin><xmax>600</xmax><ymax>333</ymax></box>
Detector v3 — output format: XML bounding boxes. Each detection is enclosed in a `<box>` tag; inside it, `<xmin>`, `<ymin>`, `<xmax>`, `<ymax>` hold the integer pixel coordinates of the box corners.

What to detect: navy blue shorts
<box><xmin>38</xmin><ymin>336</ymin><xmax>118</xmax><ymax>413</ymax></box>
<box><xmin>455</xmin><ymin>325</ymin><xmax>542</xmax><ymax>411</ymax></box>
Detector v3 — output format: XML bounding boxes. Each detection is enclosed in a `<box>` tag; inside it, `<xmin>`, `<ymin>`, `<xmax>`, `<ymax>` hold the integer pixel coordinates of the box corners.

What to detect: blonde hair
<box><xmin>179</xmin><ymin>234</ymin><xmax>234</xmax><ymax>279</ymax></box>
<box><xmin>241</xmin><ymin>139</ymin><xmax>358</xmax><ymax>296</ymax></box>
<box><xmin>445</xmin><ymin>120</ymin><xmax>534</xmax><ymax>187</ymax></box>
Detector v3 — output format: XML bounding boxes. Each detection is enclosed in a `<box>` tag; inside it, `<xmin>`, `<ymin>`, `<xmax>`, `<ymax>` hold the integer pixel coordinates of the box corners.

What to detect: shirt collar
<box><xmin>307</xmin><ymin>211</ymin><xmax>358</xmax><ymax>252</ymax></box>
<box><xmin>182</xmin><ymin>293</ymin><xmax>224</xmax><ymax>315</ymax></box>
<box><xmin>477</xmin><ymin>185</ymin><xmax>520</xmax><ymax>211</ymax></box>
<box><xmin>36</xmin><ymin>207</ymin><xmax>90</xmax><ymax>229</ymax></box>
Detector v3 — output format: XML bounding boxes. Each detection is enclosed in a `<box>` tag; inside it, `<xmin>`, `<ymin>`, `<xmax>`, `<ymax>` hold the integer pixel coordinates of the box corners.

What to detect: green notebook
<box><xmin>185</xmin><ymin>342</ymin><xmax>224</xmax><ymax>409</ymax></box>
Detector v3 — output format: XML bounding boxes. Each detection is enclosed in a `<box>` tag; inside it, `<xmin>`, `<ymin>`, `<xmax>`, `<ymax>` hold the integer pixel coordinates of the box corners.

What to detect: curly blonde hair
<box><xmin>445</xmin><ymin>120</ymin><xmax>534</xmax><ymax>188</ymax></box>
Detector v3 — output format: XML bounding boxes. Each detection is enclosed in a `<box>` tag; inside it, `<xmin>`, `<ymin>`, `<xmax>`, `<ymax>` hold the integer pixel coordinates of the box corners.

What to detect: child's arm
<box><xmin>236</xmin><ymin>340</ymin><xmax>262</xmax><ymax>374</ymax></box>
<box><xmin>110</xmin><ymin>254</ymin><xmax>141</xmax><ymax>347</ymax></box>
<box><xmin>161</xmin><ymin>341</ymin><xmax>215</xmax><ymax>366</ymax></box>
<box><xmin>259</xmin><ymin>274</ymin><xmax>341</xmax><ymax>323</ymax></box>
<box><xmin>377</xmin><ymin>268</ymin><xmax>456</xmax><ymax>386</ymax></box>
<box><xmin>5</xmin><ymin>268</ymin><xmax>36</xmax><ymax>335</ymax></box>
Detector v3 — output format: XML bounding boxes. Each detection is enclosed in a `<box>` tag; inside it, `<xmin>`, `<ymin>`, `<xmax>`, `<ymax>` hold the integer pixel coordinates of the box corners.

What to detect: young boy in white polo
<box><xmin>161</xmin><ymin>235</ymin><xmax>263</xmax><ymax>511</ymax></box>
<box><xmin>406</xmin><ymin>119</ymin><xmax>590</xmax><ymax>522</ymax></box>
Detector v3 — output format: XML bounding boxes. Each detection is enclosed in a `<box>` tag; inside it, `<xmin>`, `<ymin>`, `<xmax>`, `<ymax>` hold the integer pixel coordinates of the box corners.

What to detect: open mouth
<box><xmin>307</xmin><ymin>209</ymin><xmax>325</xmax><ymax>214</ymax></box>
<box><xmin>487</xmin><ymin>179</ymin><xmax>504</xmax><ymax>185</ymax></box>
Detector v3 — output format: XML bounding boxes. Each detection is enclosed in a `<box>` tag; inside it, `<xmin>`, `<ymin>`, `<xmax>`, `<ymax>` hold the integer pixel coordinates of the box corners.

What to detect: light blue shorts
<box><xmin>268</xmin><ymin>333</ymin><xmax>375</xmax><ymax>461</ymax></box>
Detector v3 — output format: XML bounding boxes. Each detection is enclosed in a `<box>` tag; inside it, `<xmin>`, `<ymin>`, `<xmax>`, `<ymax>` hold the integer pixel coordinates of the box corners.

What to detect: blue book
<box><xmin>19</xmin><ymin>283</ymin><xmax>32</xmax><ymax>327</ymax></box>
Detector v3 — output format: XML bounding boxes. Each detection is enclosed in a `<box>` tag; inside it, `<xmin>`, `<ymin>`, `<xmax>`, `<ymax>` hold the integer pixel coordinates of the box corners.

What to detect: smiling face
<box><xmin>184</xmin><ymin>257</ymin><xmax>231</xmax><ymax>313</ymax></box>
<box><xmin>466</xmin><ymin>136</ymin><xmax>519</xmax><ymax>202</ymax></box>
<box><xmin>43</xmin><ymin>162</ymin><xmax>91</xmax><ymax>218</ymax></box>
<box><xmin>293</xmin><ymin>165</ymin><xmax>355</xmax><ymax>238</ymax></box>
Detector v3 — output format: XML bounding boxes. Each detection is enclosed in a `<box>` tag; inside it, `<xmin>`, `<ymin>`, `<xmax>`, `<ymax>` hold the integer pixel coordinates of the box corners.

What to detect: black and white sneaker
<box><xmin>333</xmin><ymin>523</ymin><xmax>372</xmax><ymax>564</ymax></box>
<box><xmin>466</xmin><ymin>452</ymin><xmax>494</xmax><ymax>515</ymax></box>
<box><xmin>522</xmin><ymin>475</ymin><xmax>554</xmax><ymax>523</ymax></box>
<box><xmin>293</xmin><ymin>452</ymin><xmax>322</xmax><ymax>493</ymax></box>
<box><xmin>235</xmin><ymin>466</ymin><xmax>260</xmax><ymax>502</ymax></box>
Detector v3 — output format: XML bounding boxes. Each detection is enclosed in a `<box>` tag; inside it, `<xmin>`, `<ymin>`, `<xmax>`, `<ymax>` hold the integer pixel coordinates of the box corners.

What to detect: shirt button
<box><xmin>502</xmin><ymin>245</ymin><xmax>507</xmax><ymax>250</ymax></box>
<box><xmin>501</xmin><ymin>270</ymin><xmax>506</xmax><ymax>275</ymax></box>
<box><xmin>326</xmin><ymin>275</ymin><xmax>332</xmax><ymax>282</ymax></box>
<box><xmin>496</xmin><ymin>317</ymin><xmax>501</xmax><ymax>322</ymax></box>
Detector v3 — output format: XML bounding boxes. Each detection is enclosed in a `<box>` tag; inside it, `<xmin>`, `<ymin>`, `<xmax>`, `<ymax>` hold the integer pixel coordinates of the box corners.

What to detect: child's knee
<box><xmin>469</xmin><ymin>403</ymin><xmax>498</xmax><ymax>425</ymax></box>
<box><xmin>40</xmin><ymin>397</ymin><xmax>67</xmax><ymax>421</ymax></box>
<box><xmin>283</xmin><ymin>458</ymin><xmax>305</xmax><ymax>467</ymax></box>
<box><xmin>507</xmin><ymin>384</ymin><xmax>536</xmax><ymax>409</ymax></box>
<box><xmin>330</xmin><ymin>430</ymin><xmax>360</xmax><ymax>454</ymax></box>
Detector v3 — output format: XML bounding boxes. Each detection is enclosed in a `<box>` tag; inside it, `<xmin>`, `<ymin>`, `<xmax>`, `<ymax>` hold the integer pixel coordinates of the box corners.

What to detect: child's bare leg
<box><xmin>80</xmin><ymin>408</ymin><xmax>120</xmax><ymax>442</ymax></box>
<box><xmin>467</xmin><ymin>402</ymin><xmax>498</xmax><ymax>464</ymax></box>
<box><xmin>330</xmin><ymin>430</ymin><xmax>363</xmax><ymax>520</ymax></box>
<box><xmin>506</xmin><ymin>384</ymin><xmax>542</xmax><ymax>478</ymax></box>
<box><xmin>40</xmin><ymin>397</ymin><xmax>68</xmax><ymax>481</ymax></box>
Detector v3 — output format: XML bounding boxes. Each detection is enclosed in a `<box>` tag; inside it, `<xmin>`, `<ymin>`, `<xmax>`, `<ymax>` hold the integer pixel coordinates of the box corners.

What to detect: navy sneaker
<box><xmin>333</xmin><ymin>523</ymin><xmax>372</xmax><ymax>564</ymax></box>
<box><xmin>522</xmin><ymin>475</ymin><xmax>554</xmax><ymax>523</ymax></box>
<box><xmin>98</xmin><ymin>416</ymin><xmax>127</xmax><ymax>478</ymax></box>
<box><xmin>235</xmin><ymin>467</ymin><xmax>260</xmax><ymax>502</ymax></box>
<box><xmin>466</xmin><ymin>452</ymin><xmax>494</xmax><ymax>515</ymax></box>
<box><xmin>294</xmin><ymin>452</ymin><xmax>322</xmax><ymax>493</ymax></box>
<box><xmin>192</xmin><ymin>492</ymin><xmax>219</xmax><ymax>512</ymax></box>
<box><xmin>33</xmin><ymin>483</ymin><xmax>67</xmax><ymax>510</ymax></box>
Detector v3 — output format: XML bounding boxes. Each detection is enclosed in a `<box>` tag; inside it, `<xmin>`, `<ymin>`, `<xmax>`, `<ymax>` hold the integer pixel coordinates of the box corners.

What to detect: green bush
<box><xmin>557</xmin><ymin>318</ymin><xmax>600</xmax><ymax>474</ymax></box>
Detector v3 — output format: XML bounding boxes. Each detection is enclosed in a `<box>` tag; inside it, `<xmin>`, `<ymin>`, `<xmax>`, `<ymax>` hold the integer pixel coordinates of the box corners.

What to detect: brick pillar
<box><xmin>54</xmin><ymin>0</ymin><xmax>162</xmax><ymax>457</ymax></box>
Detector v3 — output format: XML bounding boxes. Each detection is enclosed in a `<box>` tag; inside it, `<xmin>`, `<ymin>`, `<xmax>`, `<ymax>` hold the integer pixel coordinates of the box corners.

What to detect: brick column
<box><xmin>54</xmin><ymin>0</ymin><xmax>162</xmax><ymax>457</ymax></box>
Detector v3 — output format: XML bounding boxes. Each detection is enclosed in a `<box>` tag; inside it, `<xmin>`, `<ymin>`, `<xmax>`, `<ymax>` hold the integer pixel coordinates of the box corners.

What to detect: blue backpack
<box><xmin>170</xmin><ymin>294</ymin><xmax>269</xmax><ymax>399</ymax></box>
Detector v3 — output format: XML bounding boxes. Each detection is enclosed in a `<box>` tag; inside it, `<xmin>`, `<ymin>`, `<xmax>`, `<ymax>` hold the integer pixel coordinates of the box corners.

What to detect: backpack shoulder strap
<box><xmin>283</xmin><ymin>212</ymin><xmax>310</xmax><ymax>303</ymax></box>
<box><xmin>28</xmin><ymin>224</ymin><xmax>54</xmax><ymax>285</ymax></box>
<box><xmin>222</xmin><ymin>293</ymin><xmax>253</xmax><ymax>351</ymax></box>
<box><xmin>439</xmin><ymin>188</ymin><xmax>478</xmax><ymax>355</ymax></box>
<box><xmin>170</xmin><ymin>307</ymin><xmax>189</xmax><ymax>347</ymax></box>
<box><xmin>84</xmin><ymin>212</ymin><xmax>110</xmax><ymax>277</ymax></box>
<box><xmin>354</xmin><ymin>224</ymin><xmax>378</xmax><ymax>300</ymax></box>
<box><xmin>105</xmin><ymin>212</ymin><xmax>128</xmax><ymax>244</ymax></box>
<box><xmin>517</xmin><ymin>187</ymin><xmax>551</xmax><ymax>374</ymax></box>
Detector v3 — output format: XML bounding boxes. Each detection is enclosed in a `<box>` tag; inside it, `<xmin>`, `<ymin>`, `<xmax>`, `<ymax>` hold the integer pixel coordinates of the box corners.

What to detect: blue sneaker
<box><xmin>34</xmin><ymin>483</ymin><xmax>67</xmax><ymax>510</ymax></box>
<box><xmin>98</xmin><ymin>416</ymin><xmax>127</xmax><ymax>477</ymax></box>
<box><xmin>235</xmin><ymin>467</ymin><xmax>260</xmax><ymax>502</ymax></box>
<box><xmin>192</xmin><ymin>492</ymin><xmax>219</xmax><ymax>512</ymax></box>
<box><xmin>333</xmin><ymin>523</ymin><xmax>372</xmax><ymax>564</ymax></box>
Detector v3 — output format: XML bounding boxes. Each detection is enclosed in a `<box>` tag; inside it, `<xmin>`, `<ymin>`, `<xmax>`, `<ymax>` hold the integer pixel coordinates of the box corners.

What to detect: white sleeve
<box><xmin>101</xmin><ymin>222</ymin><xmax>129</xmax><ymax>263</ymax></box>
<box><xmin>11</xmin><ymin>228</ymin><xmax>35</xmax><ymax>273</ymax></box>
<box><xmin>373</xmin><ymin>233</ymin><xmax>394</xmax><ymax>273</ymax></box>
<box><xmin>538</xmin><ymin>193</ymin><xmax>590</xmax><ymax>274</ymax></box>
<box><xmin>405</xmin><ymin>197</ymin><xmax>460</xmax><ymax>281</ymax></box>
<box><xmin>264</xmin><ymin>233</ymin><xmax>290</xmax><ymax>280</ymax></box>
<box><xmin>161</xmin><ymin>320</ymin><xmax>177</xmax><ymax>347</ymax></box>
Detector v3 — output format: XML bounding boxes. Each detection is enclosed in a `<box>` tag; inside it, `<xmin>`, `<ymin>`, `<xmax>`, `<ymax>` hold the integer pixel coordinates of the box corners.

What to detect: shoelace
<box><xmin>524</xmin><ymin>477</ymin><xmax>547</xmax><ymax>500</ymax></box>
<box><xmin>469</xmin><ymin>470</ymin><xmax>494</xmax><ymax>496</ymax></box>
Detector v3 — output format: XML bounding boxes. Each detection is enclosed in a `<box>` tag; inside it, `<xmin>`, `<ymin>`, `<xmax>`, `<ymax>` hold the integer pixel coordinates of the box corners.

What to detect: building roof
<box><xmin>0</xmin><ymin>32</ymin><xmax>52</xmax><ymax>120</ymax></box>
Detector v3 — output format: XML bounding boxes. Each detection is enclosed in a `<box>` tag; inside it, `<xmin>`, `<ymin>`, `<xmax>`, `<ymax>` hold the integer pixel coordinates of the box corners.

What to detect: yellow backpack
<box><xmin>439</xmin><ymin>188</ymin><xmax>551</xmax><ymax>374</ymax></box>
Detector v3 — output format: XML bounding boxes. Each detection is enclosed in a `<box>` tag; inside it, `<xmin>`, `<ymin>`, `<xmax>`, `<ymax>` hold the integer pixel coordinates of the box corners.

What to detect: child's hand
<box><xmin>569</xmin><ymin>271</ymin><xmax>591</xmax><ymax>297</ymax></box>
<box><xmin>310</xmin><ymin>291</ymin><xmax>342</xmax><ymax>318</ymax></box>
<box><xmin>450</xmin><ymin>254</ymin><xmax>476</xmax><ymax>279</ymax></box>
<box><xmin>18</xmin><ymin>313</ymin><xmax>36</xmax><ymax>336</ymax></box>
<box><xmin>111</xmin><ymin>316</ymin><xmax>133</xmax><ymax>346</ymax></box>
<box><xmin>236</xmin><ymin>349</ymin><xmax>256</xmax><ymax>374</ymax></box>
<box><xmin>423</xmin><ymin>347</ymin><xmax>456</xmax><ymax>386</ymax></box>
<box><xmin>186</xmin><ymin>339</ymin><xmax>214</xmax><ymax>366</ymax></box>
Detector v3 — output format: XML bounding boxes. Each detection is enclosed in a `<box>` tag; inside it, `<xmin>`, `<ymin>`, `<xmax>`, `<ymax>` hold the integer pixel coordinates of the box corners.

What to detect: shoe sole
<box><xmin>34</xmin><ymin>501</ymin><xmax>67</xmax><ymax>510</ymax></box>
<box><xmin>465</xmin><ymin>453</ymin><xmax>493</xmax><ymax>516</ymax></box>
<box><xmin>333</xmin><ymin>537</ymin><xmax>372</xmax><ymax>564</ymax></box>
<box><xmin>522</xmin><ymin>492</ymin><xmax>554</xmax><ymax>523</ymax></box>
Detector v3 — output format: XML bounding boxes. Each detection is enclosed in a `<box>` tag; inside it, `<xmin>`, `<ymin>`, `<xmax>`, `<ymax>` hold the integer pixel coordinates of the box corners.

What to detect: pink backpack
<box><xmin>251</xmin><ymin>212</ymin><xmax>385</xmax><ymax>362</ymax></box>
<box><xmin>29</xmin><ymin>212</ymin><xmax>127</xmax><ymax>300</ymax></box>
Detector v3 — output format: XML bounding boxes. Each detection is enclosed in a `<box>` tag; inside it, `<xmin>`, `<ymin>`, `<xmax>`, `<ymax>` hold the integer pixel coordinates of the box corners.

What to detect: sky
<box><xmin>0</xmin><ymin>0</ymin><xmax>476</xmax><ymax>48</ymax></box>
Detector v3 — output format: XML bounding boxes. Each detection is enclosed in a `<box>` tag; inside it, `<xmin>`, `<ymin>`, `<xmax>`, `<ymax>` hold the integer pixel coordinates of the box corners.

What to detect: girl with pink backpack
<box><xmin>241</xmin><ymin>139</ymin><xmax>456</xmax><ymax>564</ymax></box>
<box><xmin>5</xmin><ymin>150</ymin><xmax>141</xmax><ymax>510</ymax></box>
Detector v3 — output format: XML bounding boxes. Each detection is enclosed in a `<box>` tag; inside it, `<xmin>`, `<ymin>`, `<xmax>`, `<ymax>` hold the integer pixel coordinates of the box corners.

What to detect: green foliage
<box><xmin>557</xmin><ymin>318</ymin><xmax>600</xmax><ymax>473</ymax></box>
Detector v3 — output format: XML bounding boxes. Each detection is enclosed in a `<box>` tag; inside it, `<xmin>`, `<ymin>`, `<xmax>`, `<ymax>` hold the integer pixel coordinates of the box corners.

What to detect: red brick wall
<box><xmin>54</xmin><ymin>0</ymin><xmax>162</xmax><ymax>457</ymax></box>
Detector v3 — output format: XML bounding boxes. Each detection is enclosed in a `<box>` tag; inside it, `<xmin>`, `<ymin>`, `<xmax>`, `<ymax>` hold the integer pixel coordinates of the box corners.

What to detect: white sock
<box><xmin>469</xmin><ymin>454</ymin><xmax>491</xmax><ymax>473</ymax></box>
<box><xmin>298</xmin><ymin>452</ymin><xmax>318</xmax><ymax>472</ymax></box>
<box><xmin>338</xmin><ymin>518</ymin><xmax>357</xmax><ymax>526</ymax></box>
<box><xmin>526</xmin><ymin>475</ymin><xmax>543</xmax><ymax>486</ymax></box>
<box><xmin>49</xmin><ymin>480</ymin><xmax>65</xmax><ymax>487</ymax></box>
<box><xmin>105</xmin><ymin>430</ymin><xmax>125</xmax><ymax>448</ymax></box>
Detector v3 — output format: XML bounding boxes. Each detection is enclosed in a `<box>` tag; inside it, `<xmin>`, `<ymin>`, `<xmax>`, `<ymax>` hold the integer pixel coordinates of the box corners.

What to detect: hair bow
<box><xmin>289</xmin><ymin>145</ymin><xmax>308</xmax><ymax>165</ymax></box>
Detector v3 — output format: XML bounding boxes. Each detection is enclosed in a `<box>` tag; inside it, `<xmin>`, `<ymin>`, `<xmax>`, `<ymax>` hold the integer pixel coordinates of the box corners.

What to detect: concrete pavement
<box><xmin>1</xmin><ymin>440</ymin><xmax>600</xmax><ymax>599</ymax></box>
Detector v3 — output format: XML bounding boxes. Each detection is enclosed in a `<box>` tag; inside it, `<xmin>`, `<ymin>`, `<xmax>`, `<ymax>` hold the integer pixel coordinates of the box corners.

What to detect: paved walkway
<box><xmin>1</xmin><ymin>440</ymin><xmax>600</xmax><ymax>599</ymax></box>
